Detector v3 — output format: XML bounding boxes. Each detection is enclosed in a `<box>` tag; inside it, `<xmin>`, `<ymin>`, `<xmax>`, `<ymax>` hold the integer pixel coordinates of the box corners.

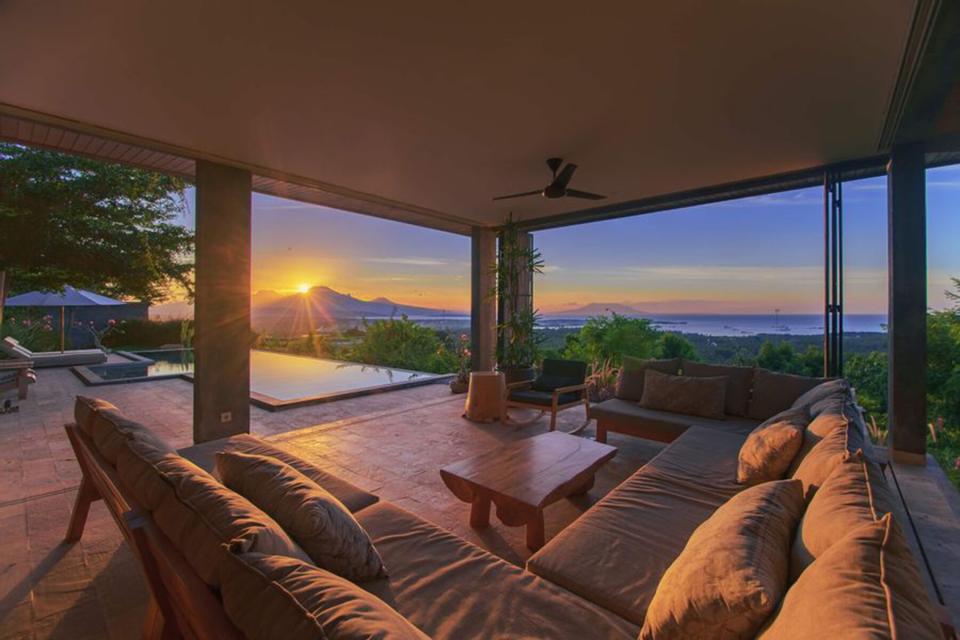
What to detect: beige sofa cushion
<box><xmin>527</xmin><ymin>427</ymin><xmax>747</xmax><ymax>625</ymax></box>
<box><xmin>113</xmin><ymin>432</ymin><xmax>309</xmax><ymax>587</ymax></box>
<box><xmin>216</xmin><ymin>451</ymin><xmax>386</xmax><ymax>582</ymax></box>
<box><xmin>180</xmin><ymin>433</ymin><xmax>379</xmax><ymax>513</ymax></box>
<box><xmin>88</xmin><ymin>407</ymin><xmax>168</xmax><ymax>466</ymax></box>
<box><xmin>790</xmin><ymin>450</ymin><xmax>894</xmax><ymax>580</ymax></box>
<box><xmin>737</xmin><ymin>408</ymin><xmax>808</xmax><ymax>486</ymax></box>
<box><xmin>789</xmin><ymin>411</ymin><xmax>862</xmax><ymax>500</ymax></box>
<box><xmin>789</xmin><ymin>378</ymin><xmax>849</xmax><ymax>412</ymax></box>
<box><xmin>220</xmin><ymin>551</ymin><xmax>428</xmax><ymax>640</ymax></box>
<box><xmin>759</xmin><ymin>515</ymin><xmax>942</xmax><ymax>639</ymax></box>
<box><xmin>640</xmin><ymin>369</ymin><xmax>727</xmax><ymax>420</ymax></box>
<box><xmin>747</xmin><ymin>369</ymin><xmax>827</xmax><ymax>421</ymax></box>
<box><xmin>682</xmin><ymin>360</ymin><xmax>755</xmax><ymax>417</ymax></box>
<box><xmin>74</xmin><ymin>396</ymin><xmax>118</xmax><ymax>436</ymax></box>
<box><xmin>640</xmin><ymin>479</ymin><xmax>804</xmax><ymax>640</ymax></box>
<box><xmin>615</xmin><ymin>356</ymin><xmax>680</xmax><ymax>401</ymax></box>
<box><xmin>589</xmin><ymin>399</ymin><xmax>758</xmax><ymax>442</ymax></box>
<box><xmin>358</xmin><ymin>501</ymin><xmax>638</xmax><ymax>639</ymax></box>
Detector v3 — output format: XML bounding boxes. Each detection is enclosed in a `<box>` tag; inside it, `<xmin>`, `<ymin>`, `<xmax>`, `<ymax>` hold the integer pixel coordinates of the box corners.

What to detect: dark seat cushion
<box><xmin>590</xmin><ymin>399</ymin><xmax>759</xmax><ymax>442</ymax></box>
<box><xmin>509</xmin><ymin>389</ymin><xmax>581</xmax><ymax>406</ymax></box>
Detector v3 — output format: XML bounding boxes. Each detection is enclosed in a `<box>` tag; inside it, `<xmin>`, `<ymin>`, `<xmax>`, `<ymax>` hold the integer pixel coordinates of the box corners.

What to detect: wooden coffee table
<box><xmin>440</xmin><ymin>431</ymin><xmax>618</xmax><ymax>550</ymax></box>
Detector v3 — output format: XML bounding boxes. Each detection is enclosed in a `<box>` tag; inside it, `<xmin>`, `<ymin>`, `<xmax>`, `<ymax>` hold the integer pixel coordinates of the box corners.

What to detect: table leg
<box><xmin>571</xmin><ymin>474</ymin><xmax>595</xmax><ymax>496</ymax></box>
<box><xmin>469</xmin><ymin>493</ymin><xmax>491</xmax><ymax>528</ymax></box>
<box><xmin>526</xmin><ymin>510</ymin><xmax>545</xmax><ymax>551</ymax></box>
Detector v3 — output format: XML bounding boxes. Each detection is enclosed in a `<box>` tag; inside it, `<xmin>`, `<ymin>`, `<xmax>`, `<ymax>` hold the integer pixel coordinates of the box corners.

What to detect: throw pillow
<box><xmin>758</xmin><ymin>514</ymin><xmax>941</xmax><ymax>639</ymax></box>
<box><xmin>681</xmin><ymin>359</ymin><xmax>755</xmax><ymax>417</ymax></box>
<box><xmin>639</xmin><ymin>369</ymin><xmax>727</xmax><ymax>420</ymax></box>
<box><xmin>220</xmin><ymin>551</ymin><xmax>428</xmax><ymax>640</ymax></box>
<box><xmin>789</xmin><ymin>413</ymin><xmax>859</xmax><ymax>500</ymax></box>
<box><xmin>790</xmin><ymin>449</ymin><xmax>894</xmax><ymax>580</ymax></box>
<box><xmin>615</xmin><ymin>356</ymin><xmax>681</xmax><ymax>401</ymax></box>
<box><xmin>737</xmin><ymin>407</ymin><xmax>809</xmax><ymax>486</ymax></box>
<box><xmin>216</xmin><ymin>451</ymin><xmax>386</xmax><ymax>582</ymax></box>
<box><xmin>747</xmin><ymin>369</ymin><xmax>828</xmax><ymax>421</ymax></box>
<box><xmin>639</xmin><ymin>479</ymin><xmax>805</xmax><ymax>640</ymax></box>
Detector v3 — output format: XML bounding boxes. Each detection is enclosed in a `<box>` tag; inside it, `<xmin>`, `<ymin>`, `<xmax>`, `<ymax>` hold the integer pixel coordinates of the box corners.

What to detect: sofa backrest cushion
<box><xmin>639</xmin><ymin>369</ymin><xmax>727</xmax><ymax>420</ymax></box>
<box><xmin>789</xmin><ymin>378</ymin><xmax>850</xmax><ymax>414</ymax></box>
<box><xmin>737</xmin><ymin>408</ymin><xmax>809</xmax><ymax>486</ymax></box>
<box><xmin>747</xmin><ymin>369</ymin><xmax>828</xmax><ymax>421</ymax></box>
<box><xmin>758</xmin><ymin>514</ymin><xmax>942</xmax><ymax>639</ymax></box>
<box><xmin>681</xmin><ymin>359</ymin><xmax>755</xmax><ymax>417</ymax></box>
<box><xmin>615</xmin><ymin>357</ymin><xmax>680</xmax><ymax>401</ymax></box>
<box><xmin>74</xmin><ymin>396</ymin><xmax>119</xmax><ymax>437</ymax></box>
<box><xmin>790</xmin><ymin>450</ymin><xmax>894</xmax><ymax>581</ymax></box>
<box><xmin>216</xmin><ymin>451</ymin><xmax>386</xmax><ymax>583</ymax></box>
<box><xmin>88</xmin><ymin>405</ymin><xmax>172</xmax><ymax>467</ymax></box>
<box><xmin>220</xmin><ymin>551</ymin><xmax>429</xmax><ymax>640</ymax></box>
<box><xmin>640</xmin><ymin>479</ymin><xmax>804</xmax><ymax>640</ymax></box>
<box><xmin>789</xmin><ymin>411</ymin><xmax>863</xmax><ymax>501</ymax></box>
<box><xmin>110</xmin><ymin>426</ymin><xmax>310</xmax><ymax>588</ymax></box>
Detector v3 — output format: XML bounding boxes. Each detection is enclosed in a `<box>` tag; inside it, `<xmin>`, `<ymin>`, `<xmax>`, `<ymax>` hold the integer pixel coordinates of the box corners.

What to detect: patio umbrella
<box><xmin>5</xmin><ymin>286</ymin><xmax>125</xmax><ymax>352</ymax></box>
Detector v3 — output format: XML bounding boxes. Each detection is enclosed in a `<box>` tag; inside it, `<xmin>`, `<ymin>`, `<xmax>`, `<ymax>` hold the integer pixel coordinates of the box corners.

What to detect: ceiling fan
<box><xmin>492</xmin><ymin>158</ymin><xmax>606</xmax><ymax>201</ymax></box>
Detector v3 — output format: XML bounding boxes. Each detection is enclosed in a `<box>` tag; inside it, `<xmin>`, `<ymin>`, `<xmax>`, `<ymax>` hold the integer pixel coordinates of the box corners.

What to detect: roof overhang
<box><xmin>1</xmin><ymin>1</ymin><xmax>958</xmax><ymax>234</ymax></box>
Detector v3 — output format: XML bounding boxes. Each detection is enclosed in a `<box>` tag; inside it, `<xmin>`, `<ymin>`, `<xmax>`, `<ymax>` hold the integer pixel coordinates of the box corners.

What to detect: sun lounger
<box><xmin>1</xmin><ymin>336</ymin><xmax>107</xmax><ymax>368</ymax></box>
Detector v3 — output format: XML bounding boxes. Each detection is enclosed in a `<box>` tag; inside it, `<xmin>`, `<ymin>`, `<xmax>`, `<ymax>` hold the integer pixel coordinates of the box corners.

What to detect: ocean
<box><xmin>403</xmin><ymin>313</ymin><xmax>887</xmax><ymax>337</ymax></box>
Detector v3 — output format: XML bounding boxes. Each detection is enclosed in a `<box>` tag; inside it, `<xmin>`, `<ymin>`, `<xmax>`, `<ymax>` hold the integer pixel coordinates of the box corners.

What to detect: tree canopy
<box><xmin>0</xmin><ymin>143</ymin><xmax>194</xmax><ymax>303</ymax></box>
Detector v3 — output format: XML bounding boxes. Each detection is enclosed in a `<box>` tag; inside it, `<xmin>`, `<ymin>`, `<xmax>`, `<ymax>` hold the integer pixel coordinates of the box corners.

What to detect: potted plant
<box><xmin>491</xmin><ymin>215</ymin><xmax>544</xmax><ymax>384</ymax></box>
<box><xmin>450</xmin><ymin>333</ymin><xmax>471</xmax><ymax>394</ymax></box>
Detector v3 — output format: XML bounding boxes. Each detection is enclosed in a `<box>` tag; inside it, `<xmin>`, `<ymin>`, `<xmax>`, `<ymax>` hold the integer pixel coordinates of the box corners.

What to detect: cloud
<box><xmin>364</xmin><ymin>257</ymin><xmax>450</xmax><ymax>267</ymax></box>
<box><xmin>540</xmin><ymin>265</ymin><xmax>563</xmax><ymax>273</ymax></box>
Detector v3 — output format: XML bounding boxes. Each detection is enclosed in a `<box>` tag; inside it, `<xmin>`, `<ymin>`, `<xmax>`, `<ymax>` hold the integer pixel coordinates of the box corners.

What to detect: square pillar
<box><xmin>193</xmin><ymin>161</ymin><xmax>252</xmax><ymax>443</ymax></box>
<box><xmin>471</xmin><ymin>227</ymin><xmax>497</xmax><ymax>372</ymax></box>
<box><xmin>887</xmin><ymin>142</ymin><xmax>927</xmax><ymax>464</ymax></box>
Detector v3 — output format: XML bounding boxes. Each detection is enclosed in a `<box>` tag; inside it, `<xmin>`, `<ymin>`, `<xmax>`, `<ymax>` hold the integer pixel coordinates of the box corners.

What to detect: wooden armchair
<box><xmin>505</xmin><ymin>359</ymin><xmax>590</xmax><ymax>434</ymax></box>
<box><xmin>0</xmin><ymin>358</ymin><xmax>36</xmax><ymax>401</ymax></box>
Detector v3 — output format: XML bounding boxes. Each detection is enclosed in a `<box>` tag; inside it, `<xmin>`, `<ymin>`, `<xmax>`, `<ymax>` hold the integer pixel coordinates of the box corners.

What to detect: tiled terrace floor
<box><xmin>1</xmin><ymin>366</ymin><xmax>958</xmax><ymax>638</ymax></box>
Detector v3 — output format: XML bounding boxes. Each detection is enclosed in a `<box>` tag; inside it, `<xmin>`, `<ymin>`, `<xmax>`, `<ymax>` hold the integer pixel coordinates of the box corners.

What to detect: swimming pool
<box><xmin>73</xmin><ymin>348</ymin><xmax>448</xmax><ymax>410</ymax></box>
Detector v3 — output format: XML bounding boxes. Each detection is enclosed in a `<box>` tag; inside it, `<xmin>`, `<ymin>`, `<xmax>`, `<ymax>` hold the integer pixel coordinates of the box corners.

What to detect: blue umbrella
<box><xmin>5</xmin><ymin>286</ymin><xmax>124</xmax><ymax>351</ymax></box>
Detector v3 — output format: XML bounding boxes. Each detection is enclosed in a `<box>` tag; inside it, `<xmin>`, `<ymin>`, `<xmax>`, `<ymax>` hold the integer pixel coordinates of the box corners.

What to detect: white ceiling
<box><xmin>0</xmin><ymin>1</ymin><xmax>916</xmax><ymax>231</ymax></box>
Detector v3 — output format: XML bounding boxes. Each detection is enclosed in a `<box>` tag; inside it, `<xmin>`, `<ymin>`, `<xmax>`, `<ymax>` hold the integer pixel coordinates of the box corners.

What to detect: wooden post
<box><xmin>193</xmin><ymin>161</ymin><xmax>252</xmax><ymax>443</ymax></box>
<box><xmin>471</xmin><ymin>227</ymin><xmax>497</xmax><ymax>372</ymax></box>
<box><xmin>887</xmin><ymin>142</ymin><xmax>927</xmax><ymax>465</ymax></box>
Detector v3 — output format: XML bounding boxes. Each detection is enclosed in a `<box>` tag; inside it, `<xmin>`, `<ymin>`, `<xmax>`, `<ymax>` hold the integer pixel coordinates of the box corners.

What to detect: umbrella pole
<box><xmin>60</xmin><ymin>305</ymin><xmax>65</xmax><ymax>352</ymax></box>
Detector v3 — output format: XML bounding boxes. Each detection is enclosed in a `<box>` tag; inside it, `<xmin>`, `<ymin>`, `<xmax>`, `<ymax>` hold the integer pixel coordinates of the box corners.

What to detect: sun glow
<box><xmin>296</xmin><ymin>283</ymin><xmax>312</xmax><ymax>294</ymax></box>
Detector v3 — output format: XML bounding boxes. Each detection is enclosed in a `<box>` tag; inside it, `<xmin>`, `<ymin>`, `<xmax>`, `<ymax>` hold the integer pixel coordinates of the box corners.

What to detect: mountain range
<box><xmin>547</xmin><ymin>302</ymin><xmax>648</xmax><ymax>316</ymax></box>
<box><xmin>251</xmin><ymin>286</ymin><xmax>450</xmax><ymax>335</ymax></box>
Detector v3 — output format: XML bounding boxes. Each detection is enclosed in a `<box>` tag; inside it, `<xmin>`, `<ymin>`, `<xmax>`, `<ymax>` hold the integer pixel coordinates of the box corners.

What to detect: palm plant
<box><xmin>491</xmin><ymin>215</ymin><xmax>544</xmax><ymax>373</ymax></box>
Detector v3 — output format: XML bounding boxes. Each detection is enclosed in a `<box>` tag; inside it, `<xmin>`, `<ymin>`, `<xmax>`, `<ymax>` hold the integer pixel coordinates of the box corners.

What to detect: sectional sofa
<box><xmin>67</xmin><ymin>372</ymin><xmax>948</xmax><ymax>638</ymax></box>
<box><xmin>591</xmin><ymin>357</ymin><xmax>828</xmax><ymax>443</ymax></box>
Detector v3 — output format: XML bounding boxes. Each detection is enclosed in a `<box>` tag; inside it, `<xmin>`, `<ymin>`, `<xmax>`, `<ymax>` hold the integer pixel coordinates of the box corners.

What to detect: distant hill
<box><xmin>546</xmin><ymin>302</ymin><xmax>648</xmax><ymax>317</ymax></box>
<box><xmin>251</xmin><ymin>286</ymin><xmax>450</xmax><ymax>335</ymax></box>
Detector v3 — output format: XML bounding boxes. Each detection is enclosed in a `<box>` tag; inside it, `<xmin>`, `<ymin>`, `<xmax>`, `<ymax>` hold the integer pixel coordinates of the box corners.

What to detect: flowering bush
<box><xmin>1</xmin><ymin>313</ymin><xmax>58</xmax><ymax>352</ymax></box>
<box><xmin>84</xmin><ymin>318</ymin><xmax>118</xmax><ymax>350</ymax></box>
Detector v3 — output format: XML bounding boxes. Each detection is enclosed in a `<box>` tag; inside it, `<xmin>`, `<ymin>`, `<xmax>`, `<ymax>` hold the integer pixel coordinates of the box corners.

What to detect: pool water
<box><xmin>84</xmin><ymin>349</ymin><xmax>443</xmax><ymax>404</ymax></box>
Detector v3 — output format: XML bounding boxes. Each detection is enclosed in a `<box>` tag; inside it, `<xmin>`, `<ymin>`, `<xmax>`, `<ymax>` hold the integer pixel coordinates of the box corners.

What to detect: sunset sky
<box><xmin>171</xmin><ymin>164</ymin><xmax>960</xmax><ymax>315</ymax></box>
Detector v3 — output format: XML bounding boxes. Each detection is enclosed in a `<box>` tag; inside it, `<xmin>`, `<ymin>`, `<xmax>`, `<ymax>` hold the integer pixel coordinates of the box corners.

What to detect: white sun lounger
<box><xmin>1</xmin><ymin>336</ymin><xmax>107</xmax><ymax>368</ymax></box>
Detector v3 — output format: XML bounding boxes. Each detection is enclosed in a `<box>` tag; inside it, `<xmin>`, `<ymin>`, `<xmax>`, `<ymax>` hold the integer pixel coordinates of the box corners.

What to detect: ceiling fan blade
<box><xmin>492</xmin><ymin>190</ymin><xmax>542</xmax><ymax>201</ymax></box>
<box><xmin>565</xmin><ymin>188</ymin><xmax>606</xmax><ymax>200</ymax></box>
<box><xmin>552</xmin><ymin>163</ymin><xmax>578</xmax><ymax>189</ymax></box>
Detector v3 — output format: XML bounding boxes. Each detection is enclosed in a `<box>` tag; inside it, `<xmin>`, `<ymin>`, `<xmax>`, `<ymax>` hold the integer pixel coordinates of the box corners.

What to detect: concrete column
<box><xmin>471</xmin><ymin>227</ymin><xmax>497</xmax><ymax>372</ymax></box>
<box><xmin>193</xmin><ymin>161</ymin><xmax>252</xmax><ymax>443</ymax></box>
<box><xmin>887</xmin><ymin>142</ymin><xmax>927</xmax><ymax>464</ymax></box>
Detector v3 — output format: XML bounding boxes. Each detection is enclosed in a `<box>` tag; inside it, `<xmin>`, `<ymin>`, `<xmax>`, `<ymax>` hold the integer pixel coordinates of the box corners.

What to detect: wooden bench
<box><xmin>64</xmin><ymin>422</ymin><xmax>242</xmax><ymax>640</ymax></box>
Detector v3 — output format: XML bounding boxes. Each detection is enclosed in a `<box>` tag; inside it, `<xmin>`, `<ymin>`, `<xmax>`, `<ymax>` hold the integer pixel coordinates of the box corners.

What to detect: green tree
<box><xmin>349</xmin><ymin>316</ymin><xmax>457</xmax><ymax>374</ymax></box>
<box><xmin>0</xmin><ymin>144</ymin><xmax>194</xmax><ymax>313</ymax></box>
<box><xmin>562</xmin><ymin>313</ymin><xmax>661</xmax><ymax>365</ymax></box>
<box><xmin>656</xmin><ymin>332</ymin><xmax>698</xmax><ymax>360</ymax></box>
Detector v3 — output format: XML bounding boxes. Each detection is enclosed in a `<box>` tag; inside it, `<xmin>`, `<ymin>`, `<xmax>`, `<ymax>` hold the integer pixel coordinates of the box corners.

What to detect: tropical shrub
<box><xmin>347</xmin><ymin>316</ymin><xmax>458</xmax><ymax>374</ymax></box>
<box><xmin>101</xmin><ymin>319</ymin><xmax>184</xmax><ymax>349</ymax></box>
<box><xmin>0</xmin><ymin>312</ymin><xmax>58</xmax><ymax>352</ymax></box>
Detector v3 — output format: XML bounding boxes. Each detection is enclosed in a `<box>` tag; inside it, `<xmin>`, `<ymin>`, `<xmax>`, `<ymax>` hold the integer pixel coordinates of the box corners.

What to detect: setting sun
<box><xmin>296</xmin><ymin>283</ymin><xmax>311</xmax><ymax>294</ymax></box>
